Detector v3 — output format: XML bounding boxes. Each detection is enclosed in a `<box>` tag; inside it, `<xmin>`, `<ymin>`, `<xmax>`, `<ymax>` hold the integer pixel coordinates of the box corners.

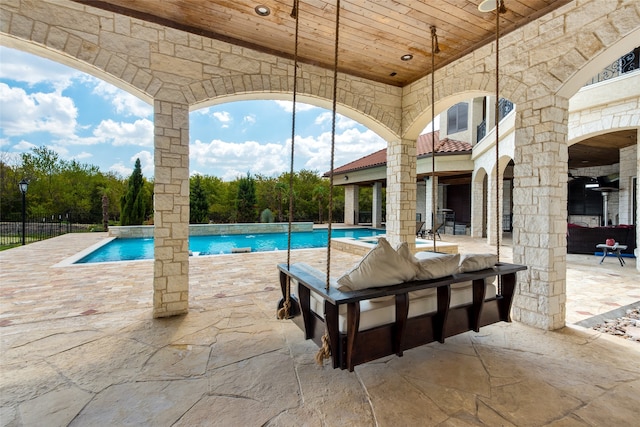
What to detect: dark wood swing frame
<box><xmin>279</xmin><ymin>262</ymin><xmax>526</xmax><ymax>371</ymax></box>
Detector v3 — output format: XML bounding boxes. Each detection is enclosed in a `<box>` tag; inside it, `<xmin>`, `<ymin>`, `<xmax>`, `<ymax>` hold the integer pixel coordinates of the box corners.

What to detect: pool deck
<box><xmin>1</xmin><ymin>232</ymin><xmax>639</xmax><ymax>426</ymax></box>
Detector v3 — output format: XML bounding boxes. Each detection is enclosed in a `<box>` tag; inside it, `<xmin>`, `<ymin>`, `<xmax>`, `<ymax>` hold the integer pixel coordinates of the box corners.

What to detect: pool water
<box><xmin>76</xmin><ymin>228</ymin><xmax>385</xmax><ymax>263</ymax></box>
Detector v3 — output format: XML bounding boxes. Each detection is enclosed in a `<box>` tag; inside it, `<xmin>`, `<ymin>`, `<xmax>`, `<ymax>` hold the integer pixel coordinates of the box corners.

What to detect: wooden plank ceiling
<box><xmin>74</xmin><ymin>0</ymin><xmax>571</xmax><ymax>87</ymax></box>
<box><xmin>74</xmin><ymin>0</ymin><xmax>635</xmax><ymax>167</ymax></box>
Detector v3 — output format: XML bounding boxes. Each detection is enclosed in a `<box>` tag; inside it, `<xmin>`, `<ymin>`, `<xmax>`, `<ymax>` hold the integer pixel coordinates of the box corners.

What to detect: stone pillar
<box><xmin>372</xmin><ymin>181</ymin><xmax>383</xmax><ymax>228</ymax></box>
<box><xmin>416</xmin><ymin>179</ymin><xmax>426</xmax><ymax>224</ymax></box>
<box><xmin>153</xmin><ymin>100</ymin><xmax>190</xmax><ymax>318</ymax></box>
<box><xmin>386</xmin><ymin>138</ymin><xmax>416</xmax><ymax>248</ymax></box>
<box><xmin>512</xmin><ymin>96</ymin><xmax>569</xmax><ymax>330</ymax></box>
<box><xmin>470</xmin><ymin>173</ymin><xmax>484</xmax><ymax>238</ymax></box>
<box><xmin>637</xmin><ymin>128</ymin><xmax>639</xmax><ymax>271</ymax></box>
<box><xmin>343</xmin><ymin>185</ymin><xmax>359</xmax><ymax>225</ymax></box>
<box><xmin>486</xmin><ymin>169</ymin><xmax>504</xmax><ymax>246</ymax></box>
<box><xmin>424</xmin><ymin>175</ymin><xmax>439</xmax><ymax>231</ymax></box>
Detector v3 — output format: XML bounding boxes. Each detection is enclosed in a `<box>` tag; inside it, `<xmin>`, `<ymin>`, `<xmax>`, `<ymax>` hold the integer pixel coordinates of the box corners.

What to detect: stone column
<box><xmin>424</xmin><ymin>175</ymin><xmax>439</xmax><ymax>231</ymax></box>
<box><xmin>470</xmin><ymin>173</ymin><xmax>484</xmax><ymax>238</ymax></box>
<box><xmin>512</xmin><ymin>96</ymin><xmax>569</xmax><ymax>330</ymax></box>
<box><xmin>637</xmin><ymin>128</ymin><xmax>639</xmax><ymax>271</ymax></box>
<box><xmin>343</xmin><ymin>185</ymin><xmax>359</xmax><ymax>225</ymax></box>
<box><xmin>153</xmin><ymin>100</ymin><xmax>190</xmax><ymax>318</ymax></box>
<box><xmin>386</xmin><ymin>138</ymin><xmax>416</xmax><ymax>248</ymax></box>
<box><xmin>486</xmin><ymin>169</ymin><xmax>504</xmax><ymax>246</ymax></box>
<box><xmin>372</xmin><ymin>181</ymin><xmax>383</xmax><ymax>228</ymax></box>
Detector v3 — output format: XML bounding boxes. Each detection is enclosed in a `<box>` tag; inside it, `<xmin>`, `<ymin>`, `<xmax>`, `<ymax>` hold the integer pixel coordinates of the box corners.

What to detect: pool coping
<box><xmin>53</xmin><ymin>236</ymin><xmax>119</xmax><ymax>267</ymax></box>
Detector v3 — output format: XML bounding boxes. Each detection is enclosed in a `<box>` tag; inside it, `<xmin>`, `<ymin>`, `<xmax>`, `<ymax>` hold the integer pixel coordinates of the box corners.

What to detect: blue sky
<box><xmin>0</xmin><ymin>45</ymin><xmax>396</xmax><ymax>181</ymax></box>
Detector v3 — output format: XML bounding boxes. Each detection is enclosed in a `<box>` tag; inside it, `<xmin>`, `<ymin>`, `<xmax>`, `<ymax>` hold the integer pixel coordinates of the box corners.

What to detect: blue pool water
<box><xmin>76</xmin><ymin>228</ymin><xmax>385</xmax><ymax>263</ymax></box>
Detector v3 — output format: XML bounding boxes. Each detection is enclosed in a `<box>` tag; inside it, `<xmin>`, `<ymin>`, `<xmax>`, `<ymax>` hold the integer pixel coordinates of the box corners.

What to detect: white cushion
<box><xmin>458</xmin><ymin>253</ymin><xmax>497</xmax><ymax>273</ymax></box>
<box><xmin>336</xmin><ymin>238</ymin><xmax>418</xmax><ymax>291</ymax></box>
<box><xmin>451</xmin><ymin>282</ymin><xmax>497</xmax><ymax>307</ymax></box>
<box><xmin>413</xmin><ymin>252</ymin><xmax>460</xmax><ymax>280</ymax></box>
<box><xmin>309</xmin><ymin>283</ymin><xmax>497</xmax><ymax>333</ymax></box>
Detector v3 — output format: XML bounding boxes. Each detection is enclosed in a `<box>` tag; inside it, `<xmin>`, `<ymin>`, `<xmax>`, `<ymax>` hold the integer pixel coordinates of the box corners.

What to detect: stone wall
<box><xmin>109</xmin><ymin>222</ymin><xmax>314</xmax><ymax>238</ymax></box>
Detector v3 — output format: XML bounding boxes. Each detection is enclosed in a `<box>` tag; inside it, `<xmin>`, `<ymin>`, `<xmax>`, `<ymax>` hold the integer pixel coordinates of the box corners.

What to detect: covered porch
<box><xmin>1</xmin><ymin>233</ymin><xmax>638</xmax><ymax>424</ymax></box>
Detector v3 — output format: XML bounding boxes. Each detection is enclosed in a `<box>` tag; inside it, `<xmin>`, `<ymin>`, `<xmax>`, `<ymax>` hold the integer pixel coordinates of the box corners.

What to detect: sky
<box><xmin>0</xmin><ymin>45</ymin><xmax>407</xmax><ymax>181</ymax></box>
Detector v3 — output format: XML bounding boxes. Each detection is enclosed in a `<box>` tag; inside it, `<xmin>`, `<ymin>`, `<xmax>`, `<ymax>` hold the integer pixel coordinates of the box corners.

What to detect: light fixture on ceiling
<box><xmin>290</xmin><ymin>0</ymin><xmax>298</xmax><ymax>18</ymax></box>
<box><xmin>255</xmin><ymin>5</ymin><xmax>271</xmax><ymax>16</ymax></box>
<box><xmin>478</xmin><ymin>0</ymin><xmax>506</xmax><ymax>13</ymax></box>
<box><xmin>401</xmin><ymin>54</ymin><xmax>413</xmax><ymax>61</ymax></box>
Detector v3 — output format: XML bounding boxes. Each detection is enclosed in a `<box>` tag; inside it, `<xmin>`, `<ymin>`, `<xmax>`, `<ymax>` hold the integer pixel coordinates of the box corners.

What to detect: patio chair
<box><xmin>416</xmin><ymin>221</ymin><xmax>425</xmax><ymax>238</ymax></box>
<box><xmin>425</xmin><ymin>222</ymin><xmax>442</xmax><ymax>240</ymax></box>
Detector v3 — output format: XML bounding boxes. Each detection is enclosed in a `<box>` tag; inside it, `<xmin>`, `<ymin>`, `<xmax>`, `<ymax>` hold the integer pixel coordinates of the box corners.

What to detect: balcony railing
<box><xmin>585</xmin><ymin>47</ymin><xmax>639</xmax><ymax>86</ymax></box>
<box><xmin>476</xmin><ymin>98</ymin><xmax>514</xmax><ymax>143</ymax></box>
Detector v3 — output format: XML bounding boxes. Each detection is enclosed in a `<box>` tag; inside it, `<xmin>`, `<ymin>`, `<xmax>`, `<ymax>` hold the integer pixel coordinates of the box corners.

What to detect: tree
<box><xmin>190</xmin><ymin>175</ymin><xmax>209</xmax><ymax>223</ymax></box>
<box><xmin>120</xmin><ymin>158</ymin><xmax>146</xmax><ymax>225</ymax></box>
<box><xmin>274</xmin><ymin>181</ymin><xmax>288</xmax><ymax>222</ymax></box>
<box><xmin>236</xmin><ymin>173</ymin><xmax>257</xmax><ymax>223</ymax></box>
<box><xmin>312</xmin><ymin>184</ymin><xmax>329</xmax><ymax>223</ymax></box>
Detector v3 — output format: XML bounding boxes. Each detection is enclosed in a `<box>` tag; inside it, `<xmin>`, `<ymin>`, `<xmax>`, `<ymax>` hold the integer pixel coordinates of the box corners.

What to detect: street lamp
<box><xmin>18</xmin><ymin>179</ymin><xmax>28</xmax><ymax>245</ymax></box>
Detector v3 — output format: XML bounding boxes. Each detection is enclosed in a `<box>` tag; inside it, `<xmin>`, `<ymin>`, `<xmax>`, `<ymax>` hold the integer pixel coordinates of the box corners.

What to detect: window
<box><xmin>447</xmin><ymin>102</ymin><xmax>468</xmax><ymax>134</ymax></box>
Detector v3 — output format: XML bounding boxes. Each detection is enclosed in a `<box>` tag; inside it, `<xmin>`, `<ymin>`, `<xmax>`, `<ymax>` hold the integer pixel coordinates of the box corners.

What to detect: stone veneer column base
<box><xmin>153</xmin><ymin>100</ymin><xmax>190</xmax><ymax>318</ymax></box>
<box><xmin>511</xmin><ymin>96</ymin><xmax>569</xmax><ymax>331</ymax></box>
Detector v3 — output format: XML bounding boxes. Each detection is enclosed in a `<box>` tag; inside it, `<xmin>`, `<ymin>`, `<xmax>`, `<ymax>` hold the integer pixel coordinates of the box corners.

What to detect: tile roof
<box><xmin>328</xmin><ymin>131</ymin><xmax>471</xmax><ymax>175</ymax></box>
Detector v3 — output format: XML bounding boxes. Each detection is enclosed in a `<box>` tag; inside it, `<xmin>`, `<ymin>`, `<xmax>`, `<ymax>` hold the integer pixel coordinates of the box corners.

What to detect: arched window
<box><xmin>447</xmin><ymin>102</ymin><xmax>468</xmax><ymax>134</ymax></box>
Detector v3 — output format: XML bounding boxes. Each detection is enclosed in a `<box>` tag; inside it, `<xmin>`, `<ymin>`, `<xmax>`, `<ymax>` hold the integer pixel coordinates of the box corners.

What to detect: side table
<box><xmin>595</xmin><ymin>243</ymin><xmax>628</xmax><ymax>267</ymax></box>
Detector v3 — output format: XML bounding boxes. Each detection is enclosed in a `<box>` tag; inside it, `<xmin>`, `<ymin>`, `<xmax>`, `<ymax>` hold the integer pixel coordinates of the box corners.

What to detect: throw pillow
<box><xmin>336</xmin><ymin>238</ymin><xmax>418</xmax><ymax>291</ymax></box>
<box><xmin>458</xmin><ymin>253</ymin><xmax>498</xmax><ymax>273</ymax></box>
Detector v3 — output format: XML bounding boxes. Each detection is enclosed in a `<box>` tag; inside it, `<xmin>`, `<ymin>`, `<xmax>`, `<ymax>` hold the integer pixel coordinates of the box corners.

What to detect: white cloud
<box><xmin>91</xmin><ymin>118</ymin><xmax>154</xmax><ymax>147</ymax></box>
<box><xmin>13</xmin><ymin>140</ymin><xmax>37</xmax><ymax>151</ymax></box>
<box><xmin>47</xmin><ymin>144</ymin><xmax>70</xmax><ymax>158</ymax></box>
<box><xmin>243</xmin><ymin>115</ymin><xmax>256</xmax><ymax>125</ymax></box>
<box><xmin>0</xmin><ymin>83</ymin><xmax>78</xmax><ymax>137</ymax></box>
<box><xmin>73</xmin><ymin>151</ymin><xmax>93</xmax><ymax>160</ymax></box>
<box><xmin>190</xmin><ymin>138</ymin><xmax>288</xmax><ymax>181</ymax></box>
<box><xmin>109</xmin><ymin>152</ymin><xmax>153</xmax><ymax>178</ymax></box>
<box><xmin>193</xmin><ymin>107</ymin><xmax>211</xmax><ymax>116</ymax></box>
<box><xmin>92</xmin><ymin>80</ymin><xmax>152</xmax><ymax>117</ymax></box>
<box><xmin>213</xmin><ymin>111</ymin><xmax>232</xmax><ymax>123</ymax></box>
<box><xmin>0</xmin><ymin>46</ymin><xmax>80</xmax><ymax>91</ymax></box>
<box><xmin>296</xmin><ymin>127</ymin><xmax>386</xmax><ymax>173</ymax></box>
<box><xmin>314</xmin><ymin>112</ymin><xmax>359</xmax><ymax>130</ymax></box>
<box><xmin>274</xmin><ymin>100</ymin><xmax>317</xmax><ymax>113</ymax></box>
<box><xmin>109</xmin><ymin>161</ymin><xmax>131</xmax><ymax>178</ymax></box>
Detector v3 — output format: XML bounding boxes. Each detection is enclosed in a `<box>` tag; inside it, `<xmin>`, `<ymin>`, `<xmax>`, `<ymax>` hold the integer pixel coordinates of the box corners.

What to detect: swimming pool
<box><xmin>75</xmin><ymin>228</ymin><xmax>385</xmax><ymax>263</ymax></box>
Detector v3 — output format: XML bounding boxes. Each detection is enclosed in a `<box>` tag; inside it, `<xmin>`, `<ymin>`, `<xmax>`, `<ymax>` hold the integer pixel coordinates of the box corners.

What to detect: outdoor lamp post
<box><xmin>18</xmin><ymin>179</ymin><xmax>28</xmax><ymax>245</ymax></box>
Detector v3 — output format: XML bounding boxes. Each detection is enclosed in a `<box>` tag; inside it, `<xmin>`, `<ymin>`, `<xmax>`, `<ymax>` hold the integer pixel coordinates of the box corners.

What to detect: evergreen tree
<box><xmin>236</xmin><ymin>173</ymin><xmax>257</xmax><ymax>223</ymax></box>
<box><xmin>190</xmin><ymin>175</ymin><xmax>209</xmax><ymax>223</ymax></box>
<box><xmin>120</xmin><ymin>158</ymin><xmax>146</xmax><ymax>225</ymax></box>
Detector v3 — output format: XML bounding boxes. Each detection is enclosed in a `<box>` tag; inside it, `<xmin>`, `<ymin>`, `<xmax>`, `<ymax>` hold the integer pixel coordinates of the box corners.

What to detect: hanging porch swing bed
<box><xmin>278</xmin><ymin>245</ymin><xmax>526</xmax><ymax>371</ymax></box>
<box><xmin>276</xmin><ymin>0</ymin><xmax>526</xmax><ymax>372</ymax></box>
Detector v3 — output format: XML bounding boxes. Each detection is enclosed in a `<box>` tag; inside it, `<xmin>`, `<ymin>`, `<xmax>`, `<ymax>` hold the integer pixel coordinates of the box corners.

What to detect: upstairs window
<box><xmin>447</xmin><ymin>102</ymin><xmax>468</xmax><ymax>134</ymax></box>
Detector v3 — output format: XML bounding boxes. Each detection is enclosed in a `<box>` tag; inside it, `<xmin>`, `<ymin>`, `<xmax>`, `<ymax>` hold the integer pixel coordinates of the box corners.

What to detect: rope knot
<box><xmin>277</xmin><ymin>299</ymin><xmax>291</xmax><ymax>320</ymax></box>
<box><xmin>315</xmin><ymin>332</ymin><xmax>331</xmax><ymax>366</ymax></box>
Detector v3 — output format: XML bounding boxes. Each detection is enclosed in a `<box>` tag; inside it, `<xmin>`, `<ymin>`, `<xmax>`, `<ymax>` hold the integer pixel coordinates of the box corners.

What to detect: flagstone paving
<box><xmin>1</xmin><ymin>232</ymin><xmax>638</xmax><ymax>426</ymax></box>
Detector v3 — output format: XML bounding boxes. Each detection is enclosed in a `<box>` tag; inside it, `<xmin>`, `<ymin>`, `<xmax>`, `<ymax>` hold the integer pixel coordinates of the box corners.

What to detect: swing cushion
<box><xmin>336</xmin><ymin>238</ymin><xmax>418</xmax><ymax>291</ymax></box>
<box><xmin>408</xmin><ymin>249</ymin><xmax>460</xmax><ymax>280</ymax></box>
<box><xmin>306</xmin><ymin>281</ymin><xmax>498</xmax><ymax>333</ymax></box>
<box><xmin>458</xmin><ymin>253</ymin><xmax>498</xmax><ymax>273</ymax></box>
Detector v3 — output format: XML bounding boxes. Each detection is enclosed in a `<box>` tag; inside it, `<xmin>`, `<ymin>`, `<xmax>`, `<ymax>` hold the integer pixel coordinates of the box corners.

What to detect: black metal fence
<box><xmin>0</xmin><ymin>213</ymin><xmax>94</xmax><ymax>246</ymax></box>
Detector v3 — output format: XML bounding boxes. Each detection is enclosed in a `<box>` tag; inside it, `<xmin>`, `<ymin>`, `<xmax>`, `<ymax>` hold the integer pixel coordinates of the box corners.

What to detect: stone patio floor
<box><xmin>1</xmin><ymin>232</ymin><xmax>639</xmax><ymax>426</ymax></box>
